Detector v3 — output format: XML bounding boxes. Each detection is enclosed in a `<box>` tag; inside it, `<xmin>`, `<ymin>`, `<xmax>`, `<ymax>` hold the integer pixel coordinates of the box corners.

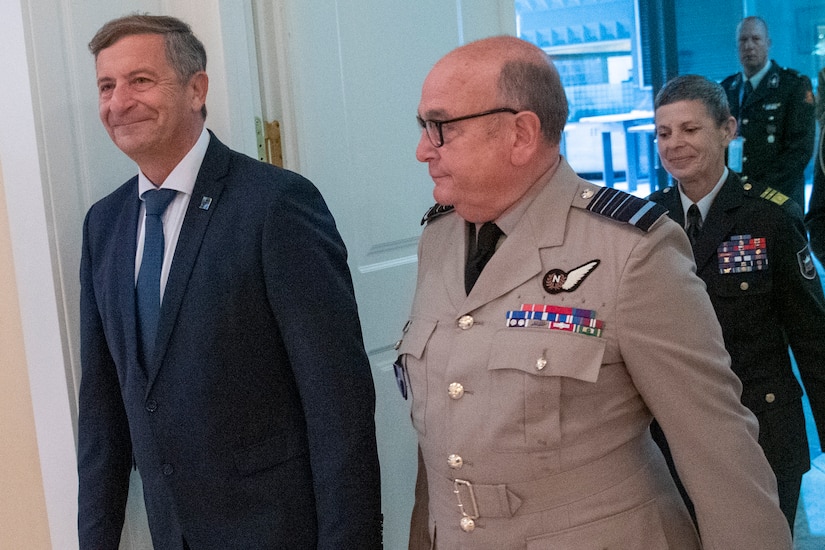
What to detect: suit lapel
<box><xmin>461</xmin><ymin>159</ymin><xmax>575</xmax><ymax>313</ymax></box>
<box><xmin>691</xmin><ymin>173</ymin><xmax>742</xmax><ymax>272</ymax></box>
<box><xmin>744</xmin><ymin>61</ymin><xmax>778</xmax><ymax>110</ymax></box>
<box><xmin>438</xmin><ymin>215</ymin><xmax>471</xmax><ymax>310</ymax></box>
<box><xmin>146</xmin><ymin>133</ymin><xmax>230</xmax><ymax>390</ymax></box>
<box><xmin>116</xmin><ymin>179</ymin><xmax>147</xmax><ymax>381</ymax></box>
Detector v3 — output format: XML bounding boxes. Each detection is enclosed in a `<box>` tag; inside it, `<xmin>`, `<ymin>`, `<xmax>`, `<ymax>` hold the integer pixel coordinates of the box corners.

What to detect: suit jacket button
<box><xmin>162</xmin><ymin>464</ymin><xmax>174</xmax><ymax>476</ymax></box>
<box><xmin>448</xmin><ymin>454</ymin><xmax>464</xmax><ymax>469</ymax></box>
<box><xmin>448</xmin><ymin>383</ymin><xmax>465</xmax><ymax>399</ymax></box>
<box><xmin>457</xmin><ymin>315</ymin><xmax>474</xmax><ymax>330</ymax></box>
<box><xmin>765</xmin><ymin>393</ymin><xmax>776</xmax><ymax>403</ymax></box>
<box><xmin>145</xmin><ymin>400</ymin><xmax>158</xmax><ymax>413</ymax></box>
<box><xmin>460</xmin><ymin>517</ymin><xmax>475</xmax><ymax>532</ymax></box>
<box><xmin>740</xmin><ymin>282</ymin><xmax>750</xmax><ymax>291</ymax></box>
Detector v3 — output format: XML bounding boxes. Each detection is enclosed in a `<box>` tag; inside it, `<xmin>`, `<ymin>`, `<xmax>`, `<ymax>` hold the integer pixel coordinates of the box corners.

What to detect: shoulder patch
<box><xmin>759</xmin><ymin>187</ymin><xmax>790</xmax><ymax>206</ymax></box>
<box><xmin>798</xmin><ymin>244</ymin><xmax>817</xmax><ymax>280</ymax></box>
<box><xmin>583</xmin><ymin>187</ymin><xmax>668</xmax><ymax>232</ymax></box>
<box><xmin>421</xmin><ymin>203</ymin><xmax>454</xmax><ymax>225</ymax></box>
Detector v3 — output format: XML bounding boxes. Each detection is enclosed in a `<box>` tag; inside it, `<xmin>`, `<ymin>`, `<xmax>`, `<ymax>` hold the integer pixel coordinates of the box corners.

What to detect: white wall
<box><xmin>3</xmin><ymin>0</ymin><xmax>516</xmax><ymax>547</ymax></box>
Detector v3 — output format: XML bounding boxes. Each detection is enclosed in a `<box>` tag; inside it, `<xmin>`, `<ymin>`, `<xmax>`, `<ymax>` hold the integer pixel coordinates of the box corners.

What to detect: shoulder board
<box><xmin>648</xmin><ymin>185</ymin><xmax>677</xmax><ymax>201</ymax></box>
<box><xmin>779</xmin><ymin>66</ymin><xmax>813</xmax><ymax>88</ymax></box>
<box><xmin>421</xmin><ymin>203</ymin><xmax>454</xmax><ymax>225</ymax></box>
<box><xmin>739</xmin><ymin>176</ymin><xmax>792</xmax><ymax>206</ymax></box>
<box><xmin>577</xmin><ymin>186</ymin><xmax>667</xmax><ymax>232</ymax></box>
<box><xmin>759</xmin><ymin>186</ymin><xmax>791</xmax><ymax>206</ymax></box>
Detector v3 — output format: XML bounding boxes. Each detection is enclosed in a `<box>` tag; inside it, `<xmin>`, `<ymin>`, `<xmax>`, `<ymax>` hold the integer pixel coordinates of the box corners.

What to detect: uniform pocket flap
<box><xmin>396</xmin><ymin>317</ymin><xmax>438</xmax><ymax>360</ymax></box>
<box><xmin>714</xmin><ymin>270</ymin><xmax>772</xmax><ymax>297</ymax></box>
<box><xmin>488</xmin><ymin>329</ymin><xmax>605</xmax><ymax>383</ymax></box>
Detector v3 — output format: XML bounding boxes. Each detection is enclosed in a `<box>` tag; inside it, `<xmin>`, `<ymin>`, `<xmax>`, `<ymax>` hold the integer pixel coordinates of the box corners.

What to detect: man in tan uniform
<box><xmin>395</xmin><ymin>35</ymin><xmax>791</xmax><ymax>549</ymax></box>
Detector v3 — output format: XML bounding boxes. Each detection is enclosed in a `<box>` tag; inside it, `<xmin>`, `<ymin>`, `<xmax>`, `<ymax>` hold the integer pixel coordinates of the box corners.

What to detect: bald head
<box><xmin>432</xmin><ymin>36</ymin><xmax>568</xmax><ymax>144</ymax></box>
<box><xmin>736</xmin><ymin>16</ymin><xmax>770</xmax><ymax>77</ymax></box>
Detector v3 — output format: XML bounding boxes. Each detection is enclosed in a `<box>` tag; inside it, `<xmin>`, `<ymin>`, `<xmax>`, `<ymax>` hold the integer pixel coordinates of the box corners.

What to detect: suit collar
<box><xmin>690</xmin><ymin>171</ymin><xmax>743</xmax><ymax>270</ymax></box>
<box><xmin>147</xmin><ymin>131</ymin><xmax>231</xmax><ymax>389</ymax></box>
<box><xmin>116</xmin><ymin>179</ymin><xmax>147</xmax><ymax>381</ymax></box>
<box><xmin>743</xmin><ymin>60</ymin><xmax>780</xmax><ymax>108</ymax></box>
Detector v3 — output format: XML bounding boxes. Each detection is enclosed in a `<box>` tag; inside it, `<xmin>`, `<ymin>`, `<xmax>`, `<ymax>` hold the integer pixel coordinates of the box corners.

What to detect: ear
<box><xmin>721</xmin><ymin>115</ymin><xmax>737</xmax><ymax>145</ymax></box>
<box><xmin>189</xmin><ymin>71</ymin><xmax>209</xmax><ymax>113</ymax></box>
<box><xmin>509</xmin><ymin>110</ymin><xmax>543</xmax><ymax>166</ymax></box>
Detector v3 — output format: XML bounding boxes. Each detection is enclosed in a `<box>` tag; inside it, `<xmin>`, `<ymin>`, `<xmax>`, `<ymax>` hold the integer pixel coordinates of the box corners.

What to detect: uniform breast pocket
<box><xmin>714</xmin><ymin>269</ymin><xmax>772</xmax><ymax>297</ymax></box>
<box><xmin>395</xmin><ymin>317</ymin><xmax>438</xmax><ymax>435</ymax></box>
<box><xmin>486</xmin><ymin>329</ymin><xmax>605</xmax><ymax>452</ymax></box>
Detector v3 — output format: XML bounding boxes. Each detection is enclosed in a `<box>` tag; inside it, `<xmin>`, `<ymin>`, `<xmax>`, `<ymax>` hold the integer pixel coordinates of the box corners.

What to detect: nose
<box><xmin>416</xmin><ymin>132</ymin><xmax>437</xmax><ymax>162</ymax></box>
<box><xmin>107</xmin><ymin>83</ymin><xmax>135</xmax><ymax>114</ymax></box>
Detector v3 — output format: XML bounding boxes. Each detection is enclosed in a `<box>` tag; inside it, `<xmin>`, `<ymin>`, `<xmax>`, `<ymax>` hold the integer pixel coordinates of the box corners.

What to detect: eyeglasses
<box><xmin>417</xmin><ymin>108</ymin><xmax>519</xmax><ymax>148</ymax></box>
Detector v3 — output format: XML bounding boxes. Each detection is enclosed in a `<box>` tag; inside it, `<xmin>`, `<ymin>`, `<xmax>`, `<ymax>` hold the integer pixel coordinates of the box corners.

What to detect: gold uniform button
<box><xmin>765</xmin><ymin>393</ymin><xmax>776</xmax><ymax>403</ymax></box>
<box><xmin>457</xmin><ymin>315</ymin><xmax>474</xmax><ymax>330</ymax></box>
<box><xmin>581</xmin><ymin>189</ymin><xmax>594</xmax><ymax>199</ymax></box>
<box><xmin>536</xmin><ymin>357</ymin><xmax>547</xmax><ymax>371</ymax></box>
<box><xmin>447</xmin><ymin>454</ymin><xmax>464</xmax><ymax>469</ymax></box>
<box><xmin>740</xmin><ymin>282</ymin><xmax>749</xmax><ymax>291</ymax></box>
<box><xmin>460</xmin><ymin>517</ymin><xmax>476</xmax><ymax>532</ymax></box>
<box><xmin>743</xmin><ymin>182</ymin><xmax>752</xmax><ymax>191</ymax></box>
<box><xmin>448</xmin><ymin>383</ymin><xmax>465</xmax><ymax>399</ymax></box>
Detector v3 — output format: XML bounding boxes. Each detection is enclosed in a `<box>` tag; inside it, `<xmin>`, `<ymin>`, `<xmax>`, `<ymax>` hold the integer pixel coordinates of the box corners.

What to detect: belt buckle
<box><xmin>453</xmin><ymin>479</ymin><xmax>479</xmax><ymax>532</ymax></box>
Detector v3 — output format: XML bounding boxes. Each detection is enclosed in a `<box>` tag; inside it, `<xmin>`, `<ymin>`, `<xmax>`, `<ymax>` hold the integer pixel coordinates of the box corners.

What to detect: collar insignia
<box><xmin>421</xmin><ymin>203</ymin><xmax>454</xmax><ymax>225</ymax></box>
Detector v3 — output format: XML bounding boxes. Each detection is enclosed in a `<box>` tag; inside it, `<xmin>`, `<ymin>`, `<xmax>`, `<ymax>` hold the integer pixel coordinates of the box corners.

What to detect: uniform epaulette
<box><xmin>739</xmin><ymin>176</ymin><xmax>792</xmax><ymax>206</ymax></box>
<box><xmin>421</xmin><ymin>203</ymin><xmax>454</xmax><ymax>225</ymax></box>
<box><xmin>577</xmin><ymin>186</ymin><xmax>667</xmax><ymax>232</ymax></box>
<box><xmin>759</xmin><ymin>186</ymin><xmax>791</xmax><ymax>206</ymax></box>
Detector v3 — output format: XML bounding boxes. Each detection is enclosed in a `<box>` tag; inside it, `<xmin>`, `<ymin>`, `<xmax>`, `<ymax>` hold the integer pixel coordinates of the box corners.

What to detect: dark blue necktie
<box><xmin>136</xmin><ymin>188</ymin><xmax>177</xmax><ymax>363</ymax></box>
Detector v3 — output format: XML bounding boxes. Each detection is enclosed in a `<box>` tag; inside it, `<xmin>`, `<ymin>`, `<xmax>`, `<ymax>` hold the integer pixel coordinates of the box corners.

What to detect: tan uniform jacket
<box><xmin>398</xmin><ymin>158</ymin><xmax>791</xmax><ymax>550</ymax></box>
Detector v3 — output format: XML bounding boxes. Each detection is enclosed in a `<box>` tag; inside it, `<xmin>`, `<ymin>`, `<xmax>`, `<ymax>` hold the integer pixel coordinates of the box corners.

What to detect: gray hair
<box><xmin>654</xmin><ymin>74</ymin><xmax>731</xmax><ymax>126</ymax></box>
<box><xmin>90</xmin><ymin>14</ymin><xmax>207</xmax><ymax>118</ymax></box>
<box><xmin>498</xmin><ymin>58</ymin><xmax>569</xmax><ymax>145</ymax></box>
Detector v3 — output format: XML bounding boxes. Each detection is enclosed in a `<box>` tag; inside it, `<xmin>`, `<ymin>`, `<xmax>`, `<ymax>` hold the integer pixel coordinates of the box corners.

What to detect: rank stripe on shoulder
<box><xmin>760</xmin><ymin>187</ymin><xmax>790</xmax><ymax>206</ymax></box>
<box><xmin>585</xmin><ymin>187</ymin><xmax>667</xmax><ymax>232</ymax></box>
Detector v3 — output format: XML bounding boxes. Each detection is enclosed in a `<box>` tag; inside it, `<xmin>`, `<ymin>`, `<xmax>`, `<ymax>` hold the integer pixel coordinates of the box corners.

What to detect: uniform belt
<box><xmin>445</xmin><ymin>435</ymin><xmax>654</xmax><ymax>519</ymax></box>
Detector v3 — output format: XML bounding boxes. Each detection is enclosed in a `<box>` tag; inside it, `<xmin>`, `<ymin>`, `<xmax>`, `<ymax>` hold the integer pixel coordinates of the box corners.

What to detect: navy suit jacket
<box><xmin>78</xmin><ymin>132</ymin><xmax>382</xmax><ymax>549</ymax></box>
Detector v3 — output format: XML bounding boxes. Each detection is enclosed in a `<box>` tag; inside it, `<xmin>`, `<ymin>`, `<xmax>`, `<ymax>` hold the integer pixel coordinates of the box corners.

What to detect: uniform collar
<box><xmin>743</xmin><ymin>60</ymin><xmax>772</xmax><ymax>91</ymax></box>
<box><xmin>678</xmin><ymin>167</ymin><xmax>728</xmax><ymax>223</ymax></box>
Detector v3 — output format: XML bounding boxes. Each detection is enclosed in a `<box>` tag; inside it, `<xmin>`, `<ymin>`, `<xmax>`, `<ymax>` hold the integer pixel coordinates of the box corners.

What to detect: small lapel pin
<box><xmin>199</xmin><ymin>196</ymin><xmax>213</xmax><ymax>210</ymax></box>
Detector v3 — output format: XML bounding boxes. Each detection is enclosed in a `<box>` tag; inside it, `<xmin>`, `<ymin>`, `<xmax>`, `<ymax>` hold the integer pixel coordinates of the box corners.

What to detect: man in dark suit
<box><xmin>650</xmin><ymin>74</ymin><xmax>825</xmax><ymax>530</ymax></box>
<box><xmin>720</xmin><ymin>16</ymin><xmax>815</xmax><ymax>209</ymax></box>
<box><xmin>78</xmin><ymin>15</ymin><xmax>382</xmax><ymax>549</ymax></box>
